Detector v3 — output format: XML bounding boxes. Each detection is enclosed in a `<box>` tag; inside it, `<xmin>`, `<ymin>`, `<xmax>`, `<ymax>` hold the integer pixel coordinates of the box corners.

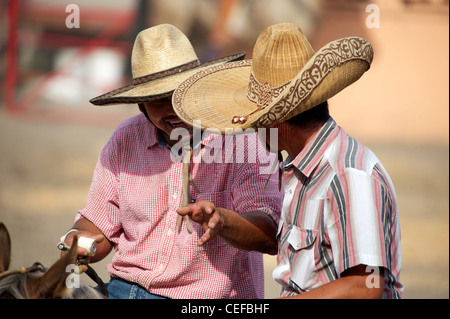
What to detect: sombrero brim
<box><xmin>90</xmin><ymin>52</ymin><xmax>246</xmax><ymax>106</ymax></box>
<box><xmin>173</xmin><ymin>37</ymin><xmax>373</xmax><ymax>133</ymax></box>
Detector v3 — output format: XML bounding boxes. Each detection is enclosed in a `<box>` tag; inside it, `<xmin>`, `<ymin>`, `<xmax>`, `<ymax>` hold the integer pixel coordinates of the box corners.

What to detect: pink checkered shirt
<box><xmin>76</xmin><ymin>113</ymin><xmax>282</xmax><ymax>299</ymax></box>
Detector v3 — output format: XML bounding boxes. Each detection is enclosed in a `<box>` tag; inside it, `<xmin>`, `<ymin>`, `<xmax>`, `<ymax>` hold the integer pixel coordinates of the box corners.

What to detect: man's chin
<box><xmin>167</xmin><ymin>127</ymin><xmax>193</xmax><ymax>146</ymax></box>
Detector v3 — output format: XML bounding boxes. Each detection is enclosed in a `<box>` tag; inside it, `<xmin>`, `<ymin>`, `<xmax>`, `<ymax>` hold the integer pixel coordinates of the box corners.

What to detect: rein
<box><xmin>0</xmin><ymin>262</ymin><xmax>46</xmax><ymax>280</ymax></box>
<box><xmin>57</xmin><ymin>236</ymin><xmax>108</xmax><ymax>297</ymax></box>
<box><xmin>76</xmin><ymin>259</ymin><xmax>108</xmax><ymax>297</ymax></box>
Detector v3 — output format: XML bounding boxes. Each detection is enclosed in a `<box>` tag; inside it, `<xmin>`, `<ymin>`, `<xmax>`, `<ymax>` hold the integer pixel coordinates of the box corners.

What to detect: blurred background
<box><xmin>0</xmin><ymin>0</ymin><xmax>448</xmax><ymax>299</ymax></box>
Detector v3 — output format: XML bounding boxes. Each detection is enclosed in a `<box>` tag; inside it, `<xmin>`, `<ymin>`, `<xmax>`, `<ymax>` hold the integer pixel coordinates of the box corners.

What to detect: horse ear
<box><xmin>28</xmin><ymin>236</ymin><xmax>79</xmax><ymax>299</ymax></box>
<box><xmin>0</xmin><ymin>222</ymin><xmax>11</xmax><ymax>273</ymax></box>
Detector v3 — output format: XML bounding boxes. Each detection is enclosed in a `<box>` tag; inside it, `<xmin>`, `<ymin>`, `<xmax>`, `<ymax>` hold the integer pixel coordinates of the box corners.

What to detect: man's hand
<box><xmin>60</xmin><ymin>231</ymin><xmax>106</xmax><ymax>271</ymax></box>
<box><xmin>177</xmin><ymin>200</ymin><xmax>278</xmax><ymax>253</ymax></box>
<box><xmin>177</xmin><ymin>200</ymin><xmax>224</xmax><ymax>246</ymax></box>
<box><xmin>62</xmin><ymin>231</ymin><xmax>105</xmax><ymax>258</ymax></box>
<box><xmin>59</xmin><ymin>217</ymin><xmax>113</xmax><ymax>267</ymax></box>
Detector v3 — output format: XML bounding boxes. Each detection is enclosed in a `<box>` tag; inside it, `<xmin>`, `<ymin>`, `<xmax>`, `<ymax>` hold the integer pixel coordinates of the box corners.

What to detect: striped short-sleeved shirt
<box><xmin>273</xmin><ymin>118</ymin><xmax>403</xmax><ymax>298</ymax></box>
<box><xmin>77</xmin><ymin>113</ymin><xmax>282</xmax><ymax>299</ymax></box>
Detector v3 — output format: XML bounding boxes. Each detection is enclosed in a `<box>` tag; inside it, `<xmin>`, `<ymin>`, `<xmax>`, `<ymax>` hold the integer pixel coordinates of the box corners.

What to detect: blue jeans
<box><xmin>105</xmin><ymin>277</ymin><xmax>168</xmax><ymax>299</ymax></box>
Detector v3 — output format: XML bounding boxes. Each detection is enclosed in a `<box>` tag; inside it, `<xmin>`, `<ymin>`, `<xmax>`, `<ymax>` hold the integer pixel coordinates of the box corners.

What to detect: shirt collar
<box><xmin>282</xmin><ymin>117</ymin><xmax>339</xmax><ymax>177</ymax></box>
<box><xmin>145</xmin><ymin>122</ymin><xmax>159</xmax><ymax>149</ymax></box>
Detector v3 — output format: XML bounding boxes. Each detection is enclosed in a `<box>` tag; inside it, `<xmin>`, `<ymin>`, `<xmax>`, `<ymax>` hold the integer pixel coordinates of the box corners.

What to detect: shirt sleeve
<box><xmin>77</xmin><ymin>132</ymin><xmax>122</xmax><ymax>245</ymax></box>
<box><xmin>327</xmin><ymin>163</ymin><xmax>400</xmax><ymax>276</ymax></box>
<box><xmin>230</xmin><ymin>134</ymin><xmax>283</xmax><ymax>226</ymax></box>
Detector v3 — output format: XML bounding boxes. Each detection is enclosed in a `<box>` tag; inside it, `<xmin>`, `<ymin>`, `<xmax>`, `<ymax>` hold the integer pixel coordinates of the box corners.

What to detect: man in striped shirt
<box><xmin>171</xmin><ymin>23</ymin><xmax>403</xmax><ymax>298</ymax></box>
<box><xmin>271</xmin><ymin>101</ymin><xmax>402</xmax><ymax>298</ymax></box>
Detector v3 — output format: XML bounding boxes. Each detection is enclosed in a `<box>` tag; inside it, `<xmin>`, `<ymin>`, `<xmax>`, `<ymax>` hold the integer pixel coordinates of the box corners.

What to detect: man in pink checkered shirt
<box><xmin>59</xmin><ymin>25</ymin><xmax>282</xmax><ymax>299</ymax></box>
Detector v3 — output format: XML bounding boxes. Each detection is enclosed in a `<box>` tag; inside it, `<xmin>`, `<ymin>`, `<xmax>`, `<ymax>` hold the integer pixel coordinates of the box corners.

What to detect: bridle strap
<box><xmin>77</xmin><ymin>259</ymin><xmax>108</xmax><ymax>298</ymax></box>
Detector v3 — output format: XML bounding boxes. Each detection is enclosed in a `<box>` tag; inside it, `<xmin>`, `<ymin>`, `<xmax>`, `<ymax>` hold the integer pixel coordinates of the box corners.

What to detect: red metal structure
<box><xmin>2</xmin><ymin>0</ymin><xmax>140</xmax><ymax>116</ymax></box>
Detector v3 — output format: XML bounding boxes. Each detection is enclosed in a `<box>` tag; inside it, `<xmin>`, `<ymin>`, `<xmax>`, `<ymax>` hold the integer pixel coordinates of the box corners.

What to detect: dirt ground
<box><xmin>1</xmin><ymin>2</ymin><xmax>448</xmax><ymax>299</ymax></box>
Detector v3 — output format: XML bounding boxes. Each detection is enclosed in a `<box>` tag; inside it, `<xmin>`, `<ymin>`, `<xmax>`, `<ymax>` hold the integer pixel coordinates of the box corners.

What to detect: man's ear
<box><xmin>138</xmin><ymin>103</ymin><xmax>151</xmax><ymax>122</ymax></box>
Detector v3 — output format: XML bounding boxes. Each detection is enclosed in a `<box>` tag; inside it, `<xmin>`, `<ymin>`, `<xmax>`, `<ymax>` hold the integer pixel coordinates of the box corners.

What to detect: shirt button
<box><xmin>158</xmin><ymin>265</ymin><xmax>164</xmax><ymax>272</ymax></box>
<box><xmin>167</xmin><ymin>229</ymin><xmax>173</xmax><ymax>236</ymax></box>
<box><xmin>172</xmin><ymin>193</ymin><xmax>178</xmax><ymax>199</ymax></box>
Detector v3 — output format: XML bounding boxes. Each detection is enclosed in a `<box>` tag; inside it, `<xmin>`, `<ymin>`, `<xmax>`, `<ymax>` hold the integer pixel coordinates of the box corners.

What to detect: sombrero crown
<box><xmin>90</xmin><ymin>24</ymin><xmax>245</xmax><ymax>106</ymax></box>
<box><xmin>173</xmin><ymin>23</ymin><xmax>374</xmax><ymax>132</ymax></box>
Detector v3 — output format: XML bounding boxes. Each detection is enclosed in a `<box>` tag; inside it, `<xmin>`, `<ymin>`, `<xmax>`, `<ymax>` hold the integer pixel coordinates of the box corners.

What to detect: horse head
<box><xmin>0</xmin><ymin>222</ymin><xmax>104</xmax><ymax>299</ymax></box>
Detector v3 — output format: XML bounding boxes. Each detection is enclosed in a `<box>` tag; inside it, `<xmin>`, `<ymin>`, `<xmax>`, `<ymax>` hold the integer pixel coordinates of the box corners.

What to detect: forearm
<box><xmin>177</xmin><ymin>200</ymin><xmax>278</xmax><ymax>253</ymax></box>
<box><xmin>281</xmin><ymin>265</ymin><xmax>384</xmax><ymax>299</ymax></box>
<box><xmin>209</xmin><ymin>208</ymin><xmax>277</xmax><ymax>253</ymax></box>
<box><xmin>64</xmin><ymin>217</ymin><xmax>113</xmax><ymax>263</ymax></box>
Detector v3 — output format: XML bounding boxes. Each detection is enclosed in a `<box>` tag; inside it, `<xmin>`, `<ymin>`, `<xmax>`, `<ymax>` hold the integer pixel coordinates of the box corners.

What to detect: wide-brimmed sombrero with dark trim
<box><xmin>172</xmin><ymin>23</ymin><xmax>373</xmax><ymax>133</ymax></box>
<box><xmin>90</xmin><ymin>24</ymin><xmax>245</xmax><ymax>106</ymax></box>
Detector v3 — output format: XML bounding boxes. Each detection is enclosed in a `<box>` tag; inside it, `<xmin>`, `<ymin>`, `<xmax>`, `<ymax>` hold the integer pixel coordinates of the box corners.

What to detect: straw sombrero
<box><xmin>172</xmin><ymin>23</ymin><xmax>374</xmax><ymax>133</ymax></box>
<box><xmin>90</xmin><ymin>24</ymin><xmax>245</xmax><ymax>106</ymax></box>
